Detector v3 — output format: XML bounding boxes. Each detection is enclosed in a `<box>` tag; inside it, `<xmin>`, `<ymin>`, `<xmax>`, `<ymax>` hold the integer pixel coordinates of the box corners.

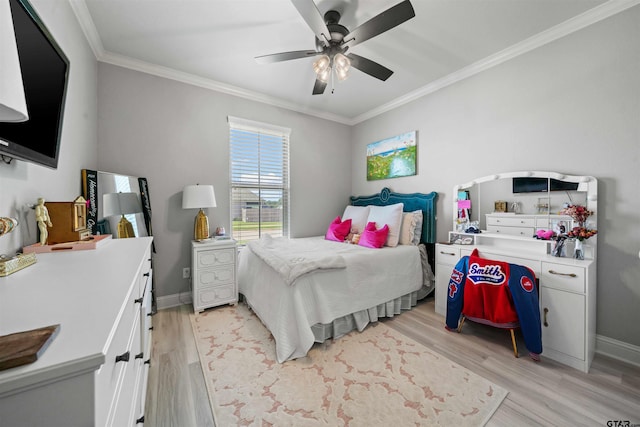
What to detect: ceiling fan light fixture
<box><xmin>333</xmin><ymin>53</ymin><xmax>351</xmax><ymax>81</ymax></box>
<box><xmin>317</xmin><ymin>66</ymin><xmax>331</xmax><ymax>83</ymax></box>
<box><xmin>312</xmin><ymin>54</ymin><xmax>330</xmax><ymax>74</ymax></box>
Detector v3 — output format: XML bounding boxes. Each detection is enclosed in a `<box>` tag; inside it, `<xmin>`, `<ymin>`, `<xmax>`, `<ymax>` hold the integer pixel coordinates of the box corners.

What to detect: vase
<box><xmin>574</xmin><ymin>239</ymin><xmax>585</xmax><ymax>260</ymax></box>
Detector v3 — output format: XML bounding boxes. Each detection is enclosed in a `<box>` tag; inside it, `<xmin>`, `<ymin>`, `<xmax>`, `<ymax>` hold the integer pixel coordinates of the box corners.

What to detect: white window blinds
<box><xmin>228</xmin><ymin>116</ymin><xmax>290</xmax><ymax>244</ymax></box>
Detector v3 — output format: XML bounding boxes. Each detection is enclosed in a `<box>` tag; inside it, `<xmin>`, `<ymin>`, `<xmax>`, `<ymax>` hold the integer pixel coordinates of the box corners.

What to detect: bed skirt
<box><xmin>311</xmin><ymin>285</ymin><xmax>432</xmax><ymax>343</ymax></box>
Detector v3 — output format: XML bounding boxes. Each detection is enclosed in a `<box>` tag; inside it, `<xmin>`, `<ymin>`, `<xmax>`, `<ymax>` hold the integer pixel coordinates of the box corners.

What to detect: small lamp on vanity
<box><xmin>0</xmin><ymin>0</ymin><xmax>29</xmax><ymax>122</ymax></box>
<box><xmin>103</xmin><ymin>192</ymin><xmax>142</xmax><ymax>238</ymax></box>
<box><xmin>182</xmin><ymin>184</ymin><xmax>216</xmax><ymax>241</ymax></box>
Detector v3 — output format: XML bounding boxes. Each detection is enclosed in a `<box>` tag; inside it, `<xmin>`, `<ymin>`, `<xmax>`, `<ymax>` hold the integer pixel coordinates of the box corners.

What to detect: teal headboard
<box><xmin>350</xmin><ymin>187</ymin><xmax>438</xmax><ymax>244</ymax></box>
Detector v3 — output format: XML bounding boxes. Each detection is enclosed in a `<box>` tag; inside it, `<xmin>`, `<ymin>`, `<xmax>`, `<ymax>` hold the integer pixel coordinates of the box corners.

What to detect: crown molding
<box><xmin>351</xmin><ymin>0</ymin><xmax>640</xmax><ymax>124</ymax></box>
<box><xmin>70</xmin><ymin>0</ymin><xmax>639</xmax><ymax>127</ymax></box>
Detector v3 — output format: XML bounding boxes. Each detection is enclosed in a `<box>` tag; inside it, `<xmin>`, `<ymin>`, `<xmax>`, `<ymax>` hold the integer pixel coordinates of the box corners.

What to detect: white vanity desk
<box><xmin>435</xmin><ymin>171</ymin><xmax>598</xmax><ymax>373</ymax></box>
<box><xmin>0</xmin><ymin>237</ymin><xmax>153</xmax><ymax>426</ymax></box>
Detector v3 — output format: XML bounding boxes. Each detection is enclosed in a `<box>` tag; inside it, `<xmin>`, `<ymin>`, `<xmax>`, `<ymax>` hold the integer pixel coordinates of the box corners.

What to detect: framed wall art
<box><xmin>366</xmin><ymin>131</ymin><xmax>417</xmax><ymax>181</ymax></box>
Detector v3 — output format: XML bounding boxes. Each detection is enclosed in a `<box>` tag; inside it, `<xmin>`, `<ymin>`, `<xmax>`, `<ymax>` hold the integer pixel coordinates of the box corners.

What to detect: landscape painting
<box><xmin>366</xmin><ymin>131</ymin><xmax>417</xmax><ymax>181</ymax></box>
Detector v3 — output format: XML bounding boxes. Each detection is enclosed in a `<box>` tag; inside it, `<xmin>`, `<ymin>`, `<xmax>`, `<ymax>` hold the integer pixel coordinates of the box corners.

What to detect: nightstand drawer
<box><xmin>541</xmin><ymin>262</ymin><xmax>585</xmax><ymax>293</ymax></box>
<box><xmin>197</xmin><ymin>248</ymin><xmax>234</xmax><ymax>268</ymax></box>
<box><xmin>196</xmin><ymin>265</ymin><xmax>235</xmax><ymax>287</ymax></box>
<box><xmin>196</xmin><ymin>284</ymin><xmax>236</xmax><ymax>307</ymax></box>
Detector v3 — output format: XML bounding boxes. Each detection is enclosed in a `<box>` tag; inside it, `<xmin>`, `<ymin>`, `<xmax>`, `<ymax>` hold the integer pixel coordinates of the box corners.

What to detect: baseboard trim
<box><xmin>157</xmin><ymin>292</ymin><xmax>192</xmax><ymax>310</ymax></box>
<box><xmin>596</xmin><ymin>334</ymin><xmax>640</xmax><ymax>368</ymax></box>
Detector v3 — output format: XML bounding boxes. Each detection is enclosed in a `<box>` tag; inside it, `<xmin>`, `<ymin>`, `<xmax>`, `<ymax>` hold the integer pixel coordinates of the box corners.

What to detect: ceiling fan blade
<box><xmin>291</xmin><ymin>0</ymin><xmax>331</xmax><ymax>47</ymax></box>
<box><xmin>312</xmin><ymin>78</ymin><xmax>327</xmax><ymax>95</ymax></box>
<box><xmin>342</xmin><ymin>0</ymin><xmax>415</xmax><ymax>50</ymax></box>
<box><xmin>255</xmin><ymin>50</ymin><xmax>319</xmax><ymax>64</ymax></box>
<box><xmin>347</xmin><ymin>53</ymin><xmax>393</xmax><ymax>81</ymax></box>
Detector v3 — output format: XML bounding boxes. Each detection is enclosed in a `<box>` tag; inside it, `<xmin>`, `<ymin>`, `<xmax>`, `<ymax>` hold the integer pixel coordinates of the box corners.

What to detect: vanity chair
<box><xmin>436</xmin><ymin>171</ymin><xmax>598</xmax><ymax>372</ymax></box>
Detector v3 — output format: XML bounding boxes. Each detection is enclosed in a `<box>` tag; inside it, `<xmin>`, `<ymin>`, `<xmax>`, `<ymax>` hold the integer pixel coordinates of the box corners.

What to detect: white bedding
<box><xmin>238</xmin><ymin>236</ymin><xmax>423</xmax><ymax>363</ymax></box>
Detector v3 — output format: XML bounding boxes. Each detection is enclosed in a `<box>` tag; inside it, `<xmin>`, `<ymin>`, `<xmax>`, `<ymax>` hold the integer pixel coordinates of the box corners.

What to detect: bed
<box><xmin>238</xmin><ymin>187</ymin><xmax>438</xmax><ymax>362</ymax></box>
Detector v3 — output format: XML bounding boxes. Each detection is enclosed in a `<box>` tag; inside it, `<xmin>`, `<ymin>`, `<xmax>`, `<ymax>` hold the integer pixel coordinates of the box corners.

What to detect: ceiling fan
<box><xmin>255</xmin><ymin>0</ymin><xmax>415</xmax><ymax>95</ymax></box>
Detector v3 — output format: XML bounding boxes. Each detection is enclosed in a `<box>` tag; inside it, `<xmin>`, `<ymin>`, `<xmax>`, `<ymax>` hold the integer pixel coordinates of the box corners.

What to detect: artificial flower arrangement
<box><xmin>567</xmin><ymin>227</ymin><xmax>597</xmax><ymax>241</ymax></box>
<box><xmin>559</xmin><ymin>204</ymin><xmax>593</xmax><ymax>227</ymax></box>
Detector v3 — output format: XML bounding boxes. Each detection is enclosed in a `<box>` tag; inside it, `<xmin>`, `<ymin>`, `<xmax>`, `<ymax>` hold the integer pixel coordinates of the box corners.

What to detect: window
<box><xmin>228</xmin><ymin>116</ymin><xmax>290</xmax><ymax>245</ymax></box>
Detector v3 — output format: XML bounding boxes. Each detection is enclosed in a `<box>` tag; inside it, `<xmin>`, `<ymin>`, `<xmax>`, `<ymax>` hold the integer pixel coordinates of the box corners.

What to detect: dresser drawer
<box><xmin>436</xmin><ymin>245</ymin><xmax>461</xmax><ymax>267</ymax></box>
<box><xmin>541</xmin><ymin>262</ymin><xmax>585</xmax><ymax>293</ymax></box>
<box><xmin>486</xmin><ymin>225</ymin><xmax>534</xmax><ymax>237</ymax></box>
<box><xmin>486</xmin><ymin>216</ymin><xmax>535</xmax><ymax>227</ymax></box>
<box><xmin>196</xmin><ymin>283</ymin><xmax>236</xmax><ymax>307</ymax></box>
<box><xmin>195</xmin><ymin>264</ymin><xmax>235</xmax><ymax>288</ymax></box>
<box><xmin>95</xmin><ymin>295</ymin><xmax>141</xmax><ymax>424</ymax></box>
<box><xmin>197</xmin><ymin>248</ymin><xmax>235</xmax><ymax>268</ymax></box>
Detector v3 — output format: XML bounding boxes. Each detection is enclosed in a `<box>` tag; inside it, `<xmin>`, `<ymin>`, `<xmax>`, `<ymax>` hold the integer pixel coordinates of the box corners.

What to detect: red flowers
<box><xmin>567</xmin><ymin>227</ymin><xmax>597</xmax><ymax>241</ymax></box>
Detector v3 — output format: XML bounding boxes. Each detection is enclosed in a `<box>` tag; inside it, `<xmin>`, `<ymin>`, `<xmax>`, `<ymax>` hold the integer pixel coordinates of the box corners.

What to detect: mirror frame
<box><xmin>453</xmin><ymin>171</ymin><xmax>598</xmax><ymax>234</ymax></box>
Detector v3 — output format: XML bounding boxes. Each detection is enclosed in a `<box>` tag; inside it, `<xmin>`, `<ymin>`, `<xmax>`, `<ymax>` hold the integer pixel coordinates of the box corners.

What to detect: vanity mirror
<box><xmin>453</xmin><ymin>171</ymin><xmax>597</xmax><ymax>238</ymax></box>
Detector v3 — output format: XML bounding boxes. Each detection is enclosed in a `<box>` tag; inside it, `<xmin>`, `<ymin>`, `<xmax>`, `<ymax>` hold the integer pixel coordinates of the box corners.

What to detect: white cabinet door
<box><xmin>540</xmin><ymin>286</ymin><xmax>585</xmax><ymax>361</ymax></box>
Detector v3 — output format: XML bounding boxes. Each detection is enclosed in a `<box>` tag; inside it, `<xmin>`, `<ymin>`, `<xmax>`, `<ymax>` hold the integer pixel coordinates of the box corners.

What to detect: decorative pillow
<box><xmin>342</xmin><ymin>205</ymin><xmax>370</xmax><ymax>233</ymax></box>
<box><xmin>358</xmin><ymin>222</ymin><xmax>389</xmax><ymax>248</ymax></box>
<box><xmin>399</xmin><ymin>210</ymin><xmax>423</xmax><ymax>245</ymax></box>
<box><xmin>366</xmin><ymin>203</ymin><xmax>404</xmax><ymax>247</ymax></box>
<box><xmin>325</xmin><ymin>216</ymin><xmax>352</xmax><ymax>242</ymax></box>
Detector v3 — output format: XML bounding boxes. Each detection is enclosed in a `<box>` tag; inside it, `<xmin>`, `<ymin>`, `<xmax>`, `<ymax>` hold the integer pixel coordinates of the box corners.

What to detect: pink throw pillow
<box><xmin>325</xmin><ymin>216</ymin><xmax>352</xmax><ymax>242</ymax></box>
<box><xmin>358</xmin><ymin>221</ymin><xmax>389</xmax><ymax>248</ymax></box>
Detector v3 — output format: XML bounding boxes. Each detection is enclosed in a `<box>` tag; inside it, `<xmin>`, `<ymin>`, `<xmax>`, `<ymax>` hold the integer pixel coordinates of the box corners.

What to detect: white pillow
<box><xmin>342</xmin><ymin>205</ymin><xmax>370</xmax><ymax>233</ymax></box>
<box><xmin>399</xmin><ymin>210</ymin><xmax>423</xmax><ymax>245</ymax></box>
<box><xmin>366</xmin><ymin>203</ymin><xmax>404</xmax><ymax>247</ymax></box>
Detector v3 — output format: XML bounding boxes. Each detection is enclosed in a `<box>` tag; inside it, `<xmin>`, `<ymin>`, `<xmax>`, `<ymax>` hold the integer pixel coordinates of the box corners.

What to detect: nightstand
<box><xmin>191</xmin><ymin>239</ymin><xmax>238</xmax><ymax>312</ymax></box>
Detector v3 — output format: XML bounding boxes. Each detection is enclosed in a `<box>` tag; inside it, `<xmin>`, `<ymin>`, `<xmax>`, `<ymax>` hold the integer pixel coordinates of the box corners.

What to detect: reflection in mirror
<box><xmin>97</xmin><ymin>172</ymin><xmax>148</xmax><ymax>239</ymax></box>
<box><xmin>454</xmin><ymin>171</ymin><xmax>597</xmax><ymax>235</ymax></box>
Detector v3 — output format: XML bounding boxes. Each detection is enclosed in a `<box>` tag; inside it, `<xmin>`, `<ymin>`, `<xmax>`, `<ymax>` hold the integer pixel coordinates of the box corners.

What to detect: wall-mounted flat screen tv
<box><xmin>513</xmin><ymin>177</ymin><xmax>579</xmax><ymax>193</ymax></box>
<box><xmin>0</xmin><ymin>0</ymin><xmax>69</xmax><ymax>169</ymax></box>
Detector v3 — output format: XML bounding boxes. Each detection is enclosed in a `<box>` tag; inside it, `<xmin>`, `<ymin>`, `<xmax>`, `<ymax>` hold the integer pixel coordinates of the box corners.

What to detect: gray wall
<box><xmin>351</xmin><ymin>6</ymin><xmax>640</xmax><ymax>347</ymax></box>
<box><xmin>0</xmin><ymin>0</ymin><xmax>97</xmax><ymax>255</ymax></box>
<box><xmin>97</xmin><ymin>64</ymin><xmax>352</xmax><ymax>300</ymax></box>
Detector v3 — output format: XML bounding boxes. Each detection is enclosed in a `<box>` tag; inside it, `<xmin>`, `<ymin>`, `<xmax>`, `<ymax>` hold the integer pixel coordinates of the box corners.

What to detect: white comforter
<box><xmin>238</xmin><ymin>236</ymin><xmax>422</xmax><ymax>362</ymax></box>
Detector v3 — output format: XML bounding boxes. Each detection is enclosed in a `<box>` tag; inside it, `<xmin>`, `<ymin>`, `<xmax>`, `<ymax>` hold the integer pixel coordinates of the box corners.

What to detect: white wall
<box><xmin>351</xmin><ymin>6</ymin><xmax>640</xmax><ymax>347</ymax></box>
<box><xmin>0</xmin><ymin>0</ymin><xmax>97</xmax><ymax>255</ymax></box>
<box><xmin>96</xmin><ymin>63</ymin><xmax>352</xmax><ymax>299</ymax></box>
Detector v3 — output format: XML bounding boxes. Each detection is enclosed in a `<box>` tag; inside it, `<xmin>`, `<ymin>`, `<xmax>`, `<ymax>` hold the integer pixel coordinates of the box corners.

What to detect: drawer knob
<box><xmin>149</xmin><ymin>326</ymin><xmax>154</xmax><ymax>331</ymax></box>
<box><xmin>134</xmin><ymin>297</ymin><xmax>144</xmax><ymax>304</ymax></box>
<box><xmin>143</xmin><ymin>272</ymin><xmax>150</xmax><ymax>277</ymax></box>
<box><xmin>548</xmin><ymin>269</ymin><xmax>577</xmax><ymax>278</ymax></box>
<box><xmin>115</xmin><ymin>351</ymin><xmax>130</xmax><ymax>363</ymax></box>
<box><xmin>543</xmin><ymin>308</ymin><xmax>549</xmax><ymax>327</ymax></box>
<box><xmin>144</xmin><ymin>359</ymin><xmax>151</xmax><ymax>365</ymax></box>
<box><xmin>135</xmin><ymin>352</ymin><xmax>144</xmax><ymax>360</ymax></box>
<box><xmin>136</xmin><ymin>415</ymin><xmax>145</xmax><ymax>424</ymax></box>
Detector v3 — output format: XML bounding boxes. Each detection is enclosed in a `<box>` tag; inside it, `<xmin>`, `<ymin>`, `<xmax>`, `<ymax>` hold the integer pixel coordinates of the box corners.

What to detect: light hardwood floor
<box><xmin>145</xmin><ymin>299</ymin><xmax>640</xmax><ymax>426</ymax></box>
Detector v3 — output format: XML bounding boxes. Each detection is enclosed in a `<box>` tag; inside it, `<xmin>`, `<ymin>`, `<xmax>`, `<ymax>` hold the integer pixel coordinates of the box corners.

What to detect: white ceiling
<box><xmin>71</xmin><ymin>0</ymin><xmax>632</xmax><ymax>125</ymax></box>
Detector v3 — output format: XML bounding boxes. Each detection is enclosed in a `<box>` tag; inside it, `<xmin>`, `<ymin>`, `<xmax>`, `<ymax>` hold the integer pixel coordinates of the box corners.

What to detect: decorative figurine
<box><xmin>35</xmin><ymin>198</ymin><xmax>53</xmax><ymax>245</ymax></box>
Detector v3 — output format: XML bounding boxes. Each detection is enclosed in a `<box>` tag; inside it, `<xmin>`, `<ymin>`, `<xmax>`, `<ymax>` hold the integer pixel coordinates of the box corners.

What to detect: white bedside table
<box><xmin>191</xmin><ymin>239</ymin><xmax>238</xmax><ymax>312</ymax></box>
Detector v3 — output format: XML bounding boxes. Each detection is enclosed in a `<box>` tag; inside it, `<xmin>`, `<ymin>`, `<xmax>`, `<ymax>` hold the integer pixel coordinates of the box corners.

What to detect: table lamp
<box><xmin>0</xmin><ymin>0</ymin><xmax>29</xmax><ymax>122</ymax></box>
<box><xmin>182</xmin><ymin>184</ymin><xmax>216</xmax><ymax>241</ymax></box>
<box><xmin>103</xmin><ymin>192</ymin><xmax>142</xmax><ymax>238</ymax></box>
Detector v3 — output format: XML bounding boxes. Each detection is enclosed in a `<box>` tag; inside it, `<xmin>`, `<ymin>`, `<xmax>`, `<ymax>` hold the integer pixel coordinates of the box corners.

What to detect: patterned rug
<box><xmin>190</xmin><ymin>304</ymin><xmax>507</xmax><ymax>426</ymax></box>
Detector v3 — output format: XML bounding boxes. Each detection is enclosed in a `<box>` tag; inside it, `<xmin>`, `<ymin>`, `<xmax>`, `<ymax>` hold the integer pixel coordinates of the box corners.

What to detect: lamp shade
<box><xmin>103</xmin><ymin>192</ymin><xmax>142</xmax><ymax>217</ymax></box>
<box><xmin>182</xmin><ymin>185</ymin><xmax>216</xmax><ymax>209</ymax></box>
<box><xmin>0</xmin><ymin>0</ymin><xmax>29</xmax><ymax>122</ymax></box>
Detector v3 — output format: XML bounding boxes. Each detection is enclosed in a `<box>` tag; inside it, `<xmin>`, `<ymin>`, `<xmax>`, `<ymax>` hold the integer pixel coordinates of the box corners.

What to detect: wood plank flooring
<box><xmin>145</xmin><ymin>299</ymin><xmax>640</xmax><ymax>426</ymax></box>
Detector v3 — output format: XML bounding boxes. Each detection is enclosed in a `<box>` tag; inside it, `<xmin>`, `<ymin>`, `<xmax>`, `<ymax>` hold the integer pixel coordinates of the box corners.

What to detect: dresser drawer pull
<box><xmin>439</xmin><ymin>251</ymin><xmax>456</xmax><ymax>256</ymax></box>
<box><xmin>143</xmin><ymin>272</ymin><xmax>150</xmax><ymax>277</ymax></box>
<box><xmin>548</xmin><ymin>269</ymin><xmax>577</xmax><ymax>278</ymax></box>
<box><xmin>149</xmin><ymin>326</ymin><xmax>154</xmax><ymax>331</ymax></box>
<box><xmin>115</xmin><ymin>351</ymin><xmax>130</xmax><ymax>363</ymax></box>
<box><xmin>543</xmin><ymin>308</ymin><xmax>549</xmax><ymax>327</ymax></box>
<box><xmin>135</xmin><ymin>352</ymin><xmax>144</xmax><ymax>360</ymax></box>
<box><xmin>136</xmin><ymin>415</ymin><xmax>145</xmax><ymax>424</ymax></box>
<box><xmin>134</xmin><ymin>297</ymin><xmax>144</xmax><ymax>304</ymax></box>
<box><xmin>144</xmin><ymin>359</ymin><xmax>151</xmax><ymax>365</ymax></box>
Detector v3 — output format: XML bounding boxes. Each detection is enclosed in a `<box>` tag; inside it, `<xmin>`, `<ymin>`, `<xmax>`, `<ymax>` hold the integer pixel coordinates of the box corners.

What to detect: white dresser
<box><xmin>435</xmin><ymin>233</ymin><xmax>596</xmax><ymax>373</ymax></box>
<box><xmin>0</xmin><ymin>237</ymin><xmax>153</xmax><ymax>426</ymax></box>
<box><xmin>191</xmin><ymin>239</ymin><xmax>238</xmax><ymax>312</ymax></box>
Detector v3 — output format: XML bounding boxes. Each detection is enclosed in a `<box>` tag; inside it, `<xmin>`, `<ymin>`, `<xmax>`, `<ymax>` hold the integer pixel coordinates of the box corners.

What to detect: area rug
<box><xmin>190</xmin><ymin>304</ymin><xmax>507</xmax><ymax>426</ymax></box>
